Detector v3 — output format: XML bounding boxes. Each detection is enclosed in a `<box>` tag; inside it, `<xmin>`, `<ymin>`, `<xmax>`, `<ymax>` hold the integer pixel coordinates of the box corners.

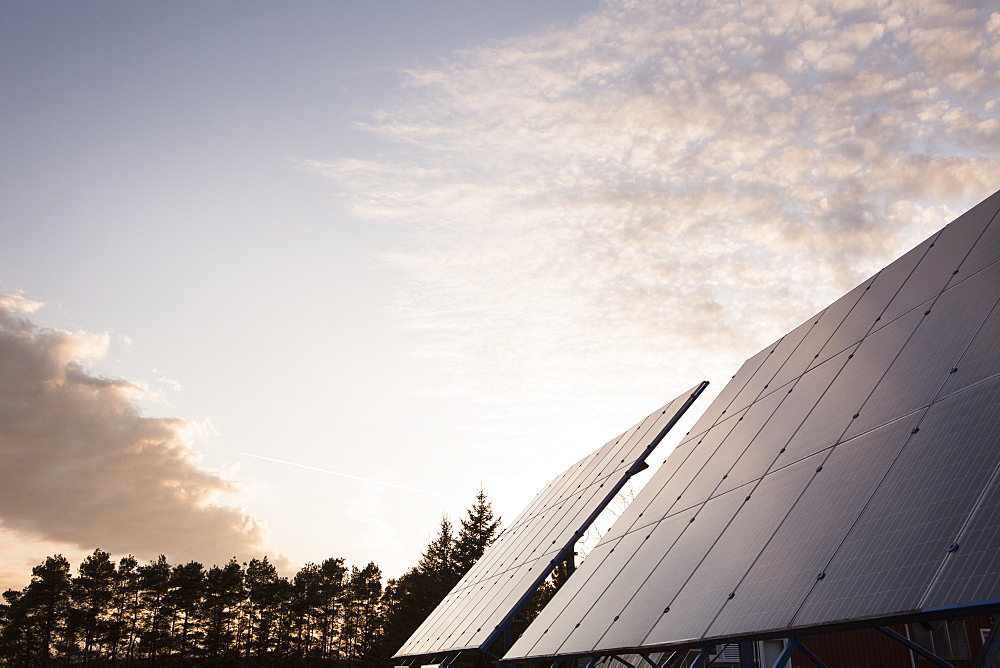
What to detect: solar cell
<box><xmin>704</xmin><ymin>417</ymin><xmax>919</xmax><ymax>639</ymax></box>
<box><xmin>793</xmin><ymin>376</ymin><xmax>1000</xmax><ymax>626</ymax></box>
<box><xmin>504</xmin><ymin>190</ymin><xmax>1000</xmax><ymax>661</ymax></box>
<box><xmin>392</xmin><ymin>381</ymin><xmax>707</xmax><ymax>660</ymax></box>
<box><xmin>588</xmin><ymin>492</ymin><xmax>746</xmax><ymax>652</ymax></box>
<box><xmin>640</xmin><ymin>453</ymin><xmax>825</xmax><ymax>648</ymax></box>
<box><xmin>844</xmin><ymin>260</ymin><xmax>1000</xmax><ymax>439</ymax></box>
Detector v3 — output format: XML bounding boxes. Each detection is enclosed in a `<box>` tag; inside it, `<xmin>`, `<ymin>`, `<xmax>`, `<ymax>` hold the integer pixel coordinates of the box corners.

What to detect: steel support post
<box><xmin>738</xmin><ymin>641</ymin><xmax>756</xmax><ymax>668</ymax></box>
<box><xmin>771</xmin><ymin>638</ymin><xmax>826</xmax><ymax>668</ymax></box>
<box><xmin>611</xmin><ymin>656</ymin><xmax>636</xmax><ymax>668</ymax></box>
<box><xmin>658</xmin><ymin>651</ymin><xmax>682</xmax><ymax>668</ymax></box>
<box><xmin>974</xmin><ymin>615</ymin><xmax>1000</xmax><ymax>668</ymax></box>
<box><xmin>877</xmin><ymin>626</ymin><xmax>954</xmax><ymax>668</ymax></box>
<box><xmin>690</xmin><ymin>648</ymin><xmax>711</xmax><ymax>668</ymax></box>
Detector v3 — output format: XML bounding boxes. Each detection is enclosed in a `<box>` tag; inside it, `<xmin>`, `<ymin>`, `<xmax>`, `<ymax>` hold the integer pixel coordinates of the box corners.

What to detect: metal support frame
<box><xmin>610</xmin><ymin>656</ymin><xmax>636</xmax><ymax>668</ymax></box>
<box><xmin>637</xmin><ymin>653</ymin><xmax>658</xmax><ymax>668</ymax></box>
<box><xmin>684</xmin><ymin>647</ymin><xmax>708</xmax><ymax>668</ymax></box>
<box><xmin>738</xmin><ymin>642</ymin><xmax>755</xmax><ymax>668</ymax></box>
<box><xmin>974</xmin><ymin>615</ymin><xmax>1000</xmax><ymax>668</ymax></box>
<box><xmin>877</xmin><ymin>626</ymin><xmax>954</xmax><ymax>668</ymax></box>
<box><xmin>771</xmin><ymin>637</ymin><xmax>826</xmax><ymax>668</ymax></box>
<box><xmin>658</xmin><ymin>651</ymin><xmax>682</xmax><ymax>668</ymax></box>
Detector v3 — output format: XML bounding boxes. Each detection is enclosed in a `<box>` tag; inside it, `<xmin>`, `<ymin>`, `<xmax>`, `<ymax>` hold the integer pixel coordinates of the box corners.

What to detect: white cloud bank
<box><xmin>0</xmin><ymin>295</ymin><xmax>269</xmax><ymax>573</ymax></box>
<box><xmin>306</xmin><ymin>0</ymin><xmax>999</xmax><ymax>442</ymax></box>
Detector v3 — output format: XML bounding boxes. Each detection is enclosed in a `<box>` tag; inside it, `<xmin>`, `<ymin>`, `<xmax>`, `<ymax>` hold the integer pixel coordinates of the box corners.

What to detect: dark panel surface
<box><xmin>844</xmin><ymin>260</ymin><xmax>1000</xmax><ymax>439</ymax></box>
<box><xmin>715</xmin><ymin>351</ymin><xmax>848</xmax><ymax>495</ymax></box>
<box><xmin>921</xmin><ymin>386</ymin><xmax>1000</xmax><ymax>609</ymax></box>
<box><xmin>640</xmin><ymin>452</ymin><xmax>824</xmax><ymax>647</ymax></box>
<box><xmin>793</xmin><ymin>376</ymin><xmax>1000</xmax><ymax>626</ymax></box>
<box><xmin>781</xmin><ymin>307</ymin><xmax>924</xmax><ymax>461</ymax></box>
<box><xmin>583</xmin><ymin>490</ymin><xmax>748</xmax><ymax>653</ymax></box>
<box><xmin>766</xmin><ymin>278</ymin><xmax>872</xmax><ymax>391</ymax></box>
<box><xmin>705</xmin><ymin>417</ymin><xmax>919</xmax><ymax>638</ymax></box>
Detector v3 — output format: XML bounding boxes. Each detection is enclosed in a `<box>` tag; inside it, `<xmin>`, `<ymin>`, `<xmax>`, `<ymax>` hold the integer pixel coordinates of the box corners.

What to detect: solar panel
<box><xmin>505</xmin><ymin>188</ymin><xmax>1000</xmax><ymax>661</ymax></box>
<box><xmin>392</xmin><ymin>381</ymin><xmax>708</xmax><ymax>660</ymax></box>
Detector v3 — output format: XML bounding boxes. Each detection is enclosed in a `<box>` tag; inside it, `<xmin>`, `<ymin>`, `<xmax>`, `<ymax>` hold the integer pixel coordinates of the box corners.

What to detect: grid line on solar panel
<box><xmin>778</xmin><ymin>305</ymin><xmax>926</xmax><ymax>463</ymax></box>
<box><xmin>574</xmin><ymin>485</ymin><xmax>756</xmax><ymax>654</ymax></box>
<box><xmin>805</xmin><ymin>235</ymin><xmax>937</xmax><ymax>377</ymax></box>
<box><xmin>637</xmin><ymin>451</ymin><xmax>830</xmax><ymax>649</ymax></box>
<box><xmin>393</xmin><ymin>383</ymin><xmax>706</xmax><ymax>659</ymax></box>
<box><xmin>844</xmin><ymin>260</ymin><xmax>1000</xmax><ymax>439</ymax></box>
<box><xmin>503</xmin><ymin>192</ymin><xmax>1000</xmax><ymax>661</ymax></box>
<box><xmin>704</xmin><ymin>417</ymin><xmax>921</xmax><ymax>640</ymax></box>
<box><xmin>681</xmin><ymin>345</ymin><xmax>777</xmax><ymax>443</ymax></box>
<box><xmin>791</xmin><ymin>375</ymin><xmax>1000</xmax><ymax>627</ymax></box>
<box><xmin>725</xmin><ymin>317</ymin><xmax>817</xmax><ymax>415</ymax></box>
<box><xmin>557</xmin><ymin>510</ymin><xmax>704</xmax><ymax>654</ymax></box>
<box><xmin>600</xmin><ymin>408</ymin><xmax>749</xmax><ymax>543</ymax></box>
<box><xmin>767</xmin><ymin>277</ymin><xmax>875</xmax><ymax>392</ymax></box>
<box><xmin>946</xmin><ymin>191</ymin><xmax>1000</xmax><ymax>286</ymax></box>
<box><xmin>921</xmin><ymin>424</ymin><xmax>1000</xmax><ymax>610</ymax></box>
<box><xmin>472</xmin><ymin>402</ymin><xmax>692</xmax><ymax>584</ymax></box>
<box><xmin>712</xmin><ymin>351</ymin><xmax>854</xmax><ymax>497</ymax></box>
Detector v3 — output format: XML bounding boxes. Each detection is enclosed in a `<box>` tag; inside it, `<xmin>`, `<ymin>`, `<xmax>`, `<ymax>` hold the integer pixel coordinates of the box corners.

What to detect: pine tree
<box><xmin>72</xmin><ymin>548</ymin><xmax>116</xmax><ymax>662</ymax></box>
<box><xmin>136</xmin><ymin>555</ymin><xmax>171</xmax><ymax>661</ymax></box>
<box><xmin>453</xmin><ymin>490</ymin><xmax>501</xmax><ymax>576</ymax></box>
<box><xmin>380</xmin><ymin>492</ymin><xmax>502</xmax><ymax>666</ymax></box>
<box><xmin>245</xmin><ymin>556</ymin><xmax>289</xmax><ymax>660</ymax></box>
<box><xmin>110</xmin><ymin>555</ymin><xmax>141</xmax><ymax>663</ymax></box>
<box><xmin>165</xmin><ymin>561</ymin><xmax>206</xmax><ymax>661</ymax></box>
<box><xmin>202</xmin><ymin>558</ymin><xmax>244</xmax><ymax>660</ymax></box>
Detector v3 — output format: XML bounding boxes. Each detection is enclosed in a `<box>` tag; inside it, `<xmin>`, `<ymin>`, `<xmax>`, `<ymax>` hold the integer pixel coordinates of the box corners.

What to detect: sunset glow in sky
<box><xmin>2</xmin><ymin>0</ymin><xmax>998</xmax><ymax>591</ymax></box>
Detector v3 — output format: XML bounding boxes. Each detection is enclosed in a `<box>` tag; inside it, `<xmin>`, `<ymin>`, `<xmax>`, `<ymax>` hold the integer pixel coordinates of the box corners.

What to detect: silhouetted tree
<box><xmin>202</xmin><ymin>558</ymin><xmax>244</xmax><ymax>661</ymax></box>
<box><xmin>244</xmin><ymin>556</ymin><xmax>289</xmax><ymax>661</ymax></box>
<box><xmin>72</xmin><ymin>549</ymin><xmax>116</xmax><ymax>662</ymax></box>
<box><xmin>454</xmin><ymin>490</ymin><xmax>501</xmax><ymax>576</ymax></box>
<box><xmin>380</xmin><ymin>493</ymin><xmax>502</xmax><ymax>666</ymax></box>
<box><xmin>165</xmin><ymin>561</ymin><xmax>206</xmax><ymax>661</ymax></box>
<box><xmin>110</xmin><ymin>555</ymin><xmax>141</xmax><ymax>663</ymax></box>
<box><xmin>137</xmin><ymin>555</ymin><xmax>171</xmax><ymax>661</ymax></box>
<box><xmin>342</xmin><ymin>563</ymin><xmax>383</xmax><ymax>667</ymax></box>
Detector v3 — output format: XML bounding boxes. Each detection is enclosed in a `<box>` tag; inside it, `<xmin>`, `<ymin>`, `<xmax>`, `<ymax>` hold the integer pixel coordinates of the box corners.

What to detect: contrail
<box><xmin>237</xmin><ymin>452</ymin><xmax>466</xmax><ymax>502</ymax></box>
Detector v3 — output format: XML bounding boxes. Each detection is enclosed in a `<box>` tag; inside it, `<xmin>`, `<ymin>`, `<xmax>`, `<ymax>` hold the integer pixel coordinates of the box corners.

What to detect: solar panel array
<box><xmin>506</xmin><ymin>188</ymin><xmax>1000</xmax><ymax>660</ymax></box>
<box><xmin>393</xmin><ymin>381</ymin><xmax>708</xmax><ymax>660</ymax></box>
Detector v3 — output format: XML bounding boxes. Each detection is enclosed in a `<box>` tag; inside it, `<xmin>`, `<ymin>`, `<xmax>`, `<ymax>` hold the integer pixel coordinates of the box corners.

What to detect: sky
<box><xmin>1</xmin><ymin>0</ymin><xmax>998</xmax><ymax>592</ymax></box>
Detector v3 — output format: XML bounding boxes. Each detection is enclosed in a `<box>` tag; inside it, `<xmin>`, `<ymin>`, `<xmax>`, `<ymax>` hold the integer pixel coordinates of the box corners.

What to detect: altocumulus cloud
<box><xmin>0</xmin><ymin>294</ymin><xmax>268</xmax><ymax>564</ymax></box>
<box><xmin>305</xmin><ymin>0</ymin><xmax>1000</xmax><ymax>434</ymax></box>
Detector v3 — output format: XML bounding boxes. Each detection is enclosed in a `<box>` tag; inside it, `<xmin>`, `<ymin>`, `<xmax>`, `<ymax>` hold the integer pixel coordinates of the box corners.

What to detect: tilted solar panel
<box><xmin>505</xmin><ymin>188</ymin><xmax>1000</xmax><ymax>660</ymax></box>
<box><xmin>392</xmin><ymin>381</ymin><xmax>708</xmax><ymax>660</ymax></box>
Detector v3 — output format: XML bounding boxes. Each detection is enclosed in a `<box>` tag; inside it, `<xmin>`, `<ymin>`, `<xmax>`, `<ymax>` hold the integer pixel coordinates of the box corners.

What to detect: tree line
<box><xmin>0</xmin><ymin>491</ymin><xmax>510</xmax><ymax>666</ymax></box>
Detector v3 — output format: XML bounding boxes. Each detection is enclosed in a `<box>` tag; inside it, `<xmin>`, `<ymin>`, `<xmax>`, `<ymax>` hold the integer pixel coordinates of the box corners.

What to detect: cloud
<box><xmin>0</xmin><ymin>298</ymin><xmax>269</xmax><ymax>568</ymax></box>
<box><xmin>305</xmin><ymin>0</ymin><xmax>999</xmax><ymax>457</ymax></box>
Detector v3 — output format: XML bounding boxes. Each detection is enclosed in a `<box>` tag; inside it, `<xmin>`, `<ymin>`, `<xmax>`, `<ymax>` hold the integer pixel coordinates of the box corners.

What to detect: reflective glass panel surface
<box><xmin>844</xmin><ymin>261</ymin><xmax>1000</xmax><ymax>439</ymax></box>
<box><xmin>705</xmin><ymin>417</ymin><xmax>918</xmax><ymax>639</ymax></box>
<box><xmin>641</xmin><ymin>453</ymin><xmax>824</xmax><ymax>646</ymax></box>
<box><xmin>793</xmin><ymin>376</ymin><xmax>1000</xmax><ymax>626</ymax></box>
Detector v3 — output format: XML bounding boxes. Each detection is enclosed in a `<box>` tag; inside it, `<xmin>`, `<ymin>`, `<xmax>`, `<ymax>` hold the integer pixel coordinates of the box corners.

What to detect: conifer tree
<box><xmin>72</xmin><ymin>548</ymin><xmax>116</xmax><ymax>662</ymax></box>
<box><xmin>454</xmin><ymin>489</ymin><xmax>501</xmax><ymax>576</ymax></box>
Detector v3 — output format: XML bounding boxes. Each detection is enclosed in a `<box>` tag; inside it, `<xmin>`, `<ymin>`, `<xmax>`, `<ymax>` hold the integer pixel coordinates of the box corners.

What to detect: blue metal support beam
<box><xmin>974</xmin><ymin>615</ymin><xmax>1000</xmax><ymax>668</ymax></box>
<box><xmin>610</xmin><ymin>656</ymin><xmax>636</xmax><ymax>668</ymax></box>
<box><xmin>658</xmin><ymin>651</ymin><xmax>682</xmax><ymax>668</ymax></box>
<box><xmin>877</xmin><ymin>626</ymin><xmax>954</xmax><ymax>668</ymax></box>
<box><xmin>771</xmin><ymin>638</ymin><xmax>826</xmax><ymax>668</ymax></box>
<box><xmin>690</xmin><ymin>648</ymin><xmax>710</xmax><ymax>668</ymax></box>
